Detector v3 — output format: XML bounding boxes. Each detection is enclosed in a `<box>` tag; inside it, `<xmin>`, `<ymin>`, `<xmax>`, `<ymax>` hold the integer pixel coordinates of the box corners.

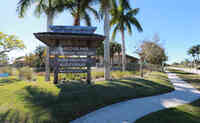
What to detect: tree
<box><xmin>110</xmin><ymin>42</ymin><xmax>121</xmax><ymax>65</ymax></box>
<box><xmin>137</xmin><ymin>40</ymin><xmax>167</xmax><ymax>76</ymax></box>
<box><xmin>24</xmin><ymin>53</ymin><xmax>37</xmax><ymax>67</ymax></box>
<box><xmin>110</xmin><ymin>0</ymin><xmax>143</xmax><ymax>71</ymax></box>
<box><xmin>34</xmin><ymin>45</ymin><xmax>46</xmax><ymax>68</ymax></box>
<box><xmin>188</xmin><ymin>46</ymin><xmax>196</xmax><ymax>67</ymax></box>
<box><xmin>17</xmin><ymin>0</ymin><xmax>64</xmax><ymax>81</ymax></box>
<box><xmin>187</xmin><ymin>45</ymin><xmax>200</xmax><ymax>67</ymax></box>
<box><xmin>139</xmin><ymin>41</ymin><xmax>167</xmax><ymax>65</ymax></box>
<box><xmin>62</xmin><ymin>0</ymin><xmax>99</xmax><ymax>26</ymax></box>
<box><xmin>98</xmin><ymin>0</ymin><xmax>112</xmax><ymax>80</ymax></box>
<box><xmin>95</xmin><ymin>0</ymin><xmax>131</xmax><ymax>79</ymax></box>
<box><xmin>0</xmin><ymin>32</ymin><xmax>25</xmax><ymax>56</ymax></box>
<box><xmin>0</xmin><ymin>54</ymin><xmax>9</xmax><ymax>65</ymax></box>
<box><xmin>97</xmin><ymin>41</ymin><xmax>122</xmax><ymax>65</ymax></box>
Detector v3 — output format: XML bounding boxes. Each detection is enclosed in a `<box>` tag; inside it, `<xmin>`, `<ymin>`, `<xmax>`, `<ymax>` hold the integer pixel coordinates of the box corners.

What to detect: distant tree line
<box><xmin>137</xmin><ymin>35</ymin><xmax>168</xmax><ymax>66</ymax></box>
<box><xmin>188</xmin><ymin>45</ymin><xmax>200</xmax><ymax>67</ymax></box>
<box><xmin>97</xmin><ymin>41</ymin><xmax>121</xmax><ymax>65</ymax></box>
<box><xmin>0</xmin><ymin>32</ymin><xmax>25</xmax><ymax>66</ymax></box>
<box><xmin>136</xmin><ymin>35</ymin><xmax>168</xmax><ymax>77</ymax></box>
<box><xmin>14</xmin><ymin>42</ymin><xmax>122</xmax><ymax>71</ymax></box>
<box><xmin>14</xmin><ymin>45</ymin><xmax>46</xmax><ymax>71</ymax></box>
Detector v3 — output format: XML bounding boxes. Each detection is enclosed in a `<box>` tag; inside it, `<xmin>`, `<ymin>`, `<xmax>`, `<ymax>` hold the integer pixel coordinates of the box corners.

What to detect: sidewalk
<box><xmin>71</xmin><ymin>71</ymin><xmax>200</xmax><ymax>123</ymax></box>
<box><xmin>172</xmin><ymin>67</ymin><xmax>200</xmax><ymax>74</ymax></box>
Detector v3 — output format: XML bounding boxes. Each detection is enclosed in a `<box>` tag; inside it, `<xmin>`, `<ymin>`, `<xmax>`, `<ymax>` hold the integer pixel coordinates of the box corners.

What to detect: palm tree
<box><xmin>93</xmin><ymin>0</ymin><xmax>112</xmax><ymax>80</ymax></box>
<box><xmin>115</xmin><ymin>43</ymin><xmax>122</xmax><ymax>66</ymax></box>
<box><xmin>110</xmin><ymin>0</ymin><xmax>143</xmax><ymax>71</ymax></box>
<box><xmin>17</xmin><ymin>0</ymin><xmax>64</xmax><ymax>81</ymax></box>
<box><xmin>63</xmin><ymin>0</ymin><xmax>99</xmax><ymax>26</ymax></box>
<box><xmin>188</xmin><ymin>46</ymin><xmax>197</xmax><ymax>68</ymax></box>
<box><xmin>93</xmin><ymin>0</ymin><xmax>129</xmax><ymax>80</ymax></box>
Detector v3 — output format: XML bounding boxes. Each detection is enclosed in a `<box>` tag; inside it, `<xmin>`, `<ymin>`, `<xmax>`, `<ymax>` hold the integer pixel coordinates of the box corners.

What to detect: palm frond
<box><xmin>83</xmin><ymin>12</ymin><xmax>91</xmax><ymax>26</ymax></box>
<box><xmin>112</xmin><ymin>24</ymin><xmax>120</xmax><ymax>40</ymax></box>
<box><xmin>127</xmin><ymin>8</ymin><xmax>139</xmax><ymax>16</ymax></box>
<box><xmin>87</xmin><ymin>7</ymin><xmax>100</xmax><ymax>20</ymax></box>
<box><xmin>17</xmin><ymin>0</ymin><xmax>33</xmax><ymax>18</ymax></box>
<box><xmin>100</xmin><ymin>0</ymin><xmax>111</xmax><ymax>9</ymax></box>
<box><xmin>80</xmin><ymin>0</ymin><xmax>93</xmax><ymax>11</ymax></box>
<box><xmin>99</xmin><ymin>0</ymin><xmax>112</xmax><ymax>18</ymax></box>
<box><xmin>110</xmin><ymin>16</ymin><xmax>118</xmax><ymax>27</ymax></box>
<box><xmin>110</xmin><ymin>0</ymin><xmax>118</xmax><ymax>16</ymax></box>
<box><xmin>111</xmin><ymin>0</ymin><xmax>117</xmax><ymax>10</ymax></box>
<box><xmin>125</xmin><ymin>19</ymin><xmax>132</xmax><ymax>35</ymax></box>
<box><xmin>54</xmin><ymin>0</ymin><xmax>65</xmax><ymax>12</ymax></box>
<box><xmin>34</xmin><ymin>0</ymin><xmax>45</xmax><ymax>17</ymax></box>
<box><xmin>119</xmin><ymin>0</ymin><xmax>131</xmax><ymax>10</ymax></box>
<box><xmin>129</xmin><ymin>16</ymin><xmax>143</xmax><ymax>32</ymax></box>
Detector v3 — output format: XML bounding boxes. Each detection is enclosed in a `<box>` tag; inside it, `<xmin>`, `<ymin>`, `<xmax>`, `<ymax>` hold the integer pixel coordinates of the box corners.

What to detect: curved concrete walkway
<box><xmin>71</xmin><ymin>70</ymin><xmax>200</xmax><ymax>123</ymax></box>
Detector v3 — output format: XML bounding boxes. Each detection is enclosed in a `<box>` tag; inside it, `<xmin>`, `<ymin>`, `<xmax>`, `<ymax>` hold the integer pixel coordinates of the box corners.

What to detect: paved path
<box><xmin>71</xmin><ymin>70</ymin><xmax>200</xmax><ymax>123</ymax></box>
<box><xmin>172</xmin><ymin>67</ymin><xmax>200</xmax><ymax>74</ymax></box>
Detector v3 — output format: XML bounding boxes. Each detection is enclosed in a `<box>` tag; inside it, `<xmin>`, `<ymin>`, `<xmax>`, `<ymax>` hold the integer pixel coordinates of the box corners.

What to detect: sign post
<box><xmin>87</xmin><ymin>56</ymin><xmax>91</xmax><ymax>84</ymax></box>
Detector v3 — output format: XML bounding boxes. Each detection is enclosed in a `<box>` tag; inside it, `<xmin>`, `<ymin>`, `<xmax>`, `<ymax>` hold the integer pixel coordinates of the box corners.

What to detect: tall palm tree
<box><xmin>17</xmin><ymin>0</ymin><xmax>64</xmax><ymax>81</ymax></box>
<box><xmin>63</xmin><ymin>0</ymin><xmax>99</xmax><ymax>26</ymax></box>
<box><xmin>95</xmin><ymin>0</ymin><xmax>130</xmax><ymax>79</ymax></box>
<box><xmin>110</xmin><ymin>0</ymin><xmax>143</xmax><ymax>71</ymax></box>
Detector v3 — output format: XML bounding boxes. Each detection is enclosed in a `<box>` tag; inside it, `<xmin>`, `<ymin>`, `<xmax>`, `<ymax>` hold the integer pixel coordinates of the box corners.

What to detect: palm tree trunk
<box><xmin>45</xmin><ymin>12</ymin><xmax>54</xmax><ymax>81</ymax></box>
<box><xmin>140</xmin><ymin>59</ymin><xmax>144</xmax><ymax>78</ymax></box>
<box><xmin>104</xmin><ymin>7</ymin><xmax>111</xmax><ymax>80</ymax></box>
<box><xmin>74</xmin><ymin>0</ymin><xmax>81</xmax><ymax>26</ymax></box>
<box><xmin>121</xmin><ymin>30</ymin><xmax>126</xmax><ymax>71</ymax></box>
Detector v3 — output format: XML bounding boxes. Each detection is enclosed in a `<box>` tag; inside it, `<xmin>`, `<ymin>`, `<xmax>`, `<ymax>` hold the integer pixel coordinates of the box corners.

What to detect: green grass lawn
<box><xmin>135</xmin><ymin>69</ymin><xmax>200</xmax><ymax>123</ymax></box>
<box><xmin>0</xmin><ymin>72</ymin><xmax>173</xmax><ymax>123</ymax></box>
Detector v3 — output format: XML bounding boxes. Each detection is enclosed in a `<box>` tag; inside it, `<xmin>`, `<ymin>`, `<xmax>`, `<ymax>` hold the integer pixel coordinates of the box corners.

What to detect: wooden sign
<box><xmin>58</xmin><ymin>58</ymin><xmax>88</xmax><ymax>62</ymax></box>
<box><xmin>59</xmin><ymin>63</ymin><xmax>87</xmax><ymax>67</ymax></box>
<box><xmin>50</xmin><ymin>47</ymin><xmax>96</xmax><ymax>56</ymax></box>
<box><xmin>34</xmin><ymin>26</ymin><xmax>105</xmax><ymax>85</ymax></box>
<box><xmin>50</xmin><ymin>50</ymin><xmax>96</xmax><ymax>56</ymax></box>
<box><xmin>50</xmin><ymin>58</ymin><xmax>96</xmax><ymax>67</ymax></box>
<box><xmin>59</xmin><ymin>69</ymin><xmax>87</xmax><ymax>73</ymax></box>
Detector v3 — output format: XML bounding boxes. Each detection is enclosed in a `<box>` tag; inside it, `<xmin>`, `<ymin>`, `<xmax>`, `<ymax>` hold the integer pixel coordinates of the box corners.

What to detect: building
<box><xmin>97</xmin><ymin>53</ymin><xmax>139</xmax><ymax>66</ymax></box>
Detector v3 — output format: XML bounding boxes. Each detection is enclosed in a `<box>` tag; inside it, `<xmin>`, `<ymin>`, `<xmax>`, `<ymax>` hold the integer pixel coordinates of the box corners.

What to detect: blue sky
<box><xmin>1</xmin><ymin>0</ymin><xmax>200</xmax><ymax>64</ymax></box>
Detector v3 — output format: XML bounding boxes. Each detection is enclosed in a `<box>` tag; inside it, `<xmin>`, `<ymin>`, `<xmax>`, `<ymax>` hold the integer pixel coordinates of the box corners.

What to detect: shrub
<box><xmin>111</xmin><ymin>71</ymin><xmax>134</xmax><ymax>79</ymax></box>
<box><xmin>91</xmin><ymin>71</ymin><xmax>104</xmax><ymax>80</ymax></box>
<box><xmin>62</xmin><ymin>73</ymin><xmax>87</xmax><ymax>81</ymax></box>
<box><xmin>18</xmin><ymin>67</ymin><xmax>35</xmax><ymax>81</ymax></box>
<box><xmin>0</xmin><ymin>66</ymin><xmax>13</xmax><ymax>75</ymax></box>
<box><xmin>126</xmin><ymin>63</ymin><xmax>140</xmax><ymax>71</ymax></box>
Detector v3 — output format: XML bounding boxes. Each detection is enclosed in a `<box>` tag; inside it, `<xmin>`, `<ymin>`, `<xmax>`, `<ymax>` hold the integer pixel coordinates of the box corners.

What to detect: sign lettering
<box><xmin>59</xmin><ymin>69</ymin><xmax>87</xmax><ymax>73</ymax></box>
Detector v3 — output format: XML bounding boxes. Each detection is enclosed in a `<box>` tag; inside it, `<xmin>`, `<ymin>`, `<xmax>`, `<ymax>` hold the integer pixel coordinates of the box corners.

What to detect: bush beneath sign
<box><xmin>92</xmin><ymin>71</ymin><xmax>104</xmax><ymax>79</ymax></box>
<box><xmin>0</xmin><ymin>66</ymin><xmax>13</xmax><ymax>75</ymax></box>
<box><xmin>58</xmin><ymin>70</ymin><xmax>139</xmax><ymax>82</ymax></box>
<box><xmin>111</xmin><ymin>71</ymin><xmax>135</xmax><ymax>79</ymax></box>
<box><xmin>17</xmin><ymin>67</ymin><xmax>35</xmax><ymax>81</ymax></box>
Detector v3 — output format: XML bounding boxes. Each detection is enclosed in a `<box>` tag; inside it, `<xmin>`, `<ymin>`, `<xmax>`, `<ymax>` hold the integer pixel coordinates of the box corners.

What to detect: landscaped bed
<box><xmin>135</xmin><ymin>69</ymin><xmax>200</xmax><ymax>123</ymax></box>
<box><xmin>0</xmin><ymin>71</ymin><xmax>173</xmax><ymax>123</ymax></box>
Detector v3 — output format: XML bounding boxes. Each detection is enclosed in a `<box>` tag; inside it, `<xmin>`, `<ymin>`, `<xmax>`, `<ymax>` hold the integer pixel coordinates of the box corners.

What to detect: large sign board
<box><xmin>51</xmin><ymin>47</ymin><xmax>94</xmax><ymax>84</ymax></box>
<box><xmin>50</xmin><ymin>47</ymin><xmax>96</xmax><ymax>56</ymax></box>
<box><xmin>50</xmin><ymin>58</ymin><xmax>96</xmax><ymax>67</ymax></box>
<box><xmin>59</xmin><ymin>69</ymin><xmax>87</xmax><ymax>73</ymax></box>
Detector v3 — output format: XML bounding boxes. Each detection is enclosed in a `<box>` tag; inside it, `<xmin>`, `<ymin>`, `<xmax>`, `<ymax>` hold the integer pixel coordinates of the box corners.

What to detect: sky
<box><xmin>1</xmin><ymin>0</ymin><xmax>200</xmax><ymax>64</ymax></box>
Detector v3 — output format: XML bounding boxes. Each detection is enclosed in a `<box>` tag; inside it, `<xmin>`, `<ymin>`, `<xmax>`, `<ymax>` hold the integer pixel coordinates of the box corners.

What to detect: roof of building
<box><xmin>34</xmin><ymin>32</ymin><xmax>105</xmax><ymax>47</ymax></box>
<box><xmin>113</xmin><ymin>53</ymin><xmax>139</xmax><ymax>61</ymax></box>
<box><xmin>126</xmin><ymin>54</ymin><xmax>139</xmax><ymax>61</ymax></box>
